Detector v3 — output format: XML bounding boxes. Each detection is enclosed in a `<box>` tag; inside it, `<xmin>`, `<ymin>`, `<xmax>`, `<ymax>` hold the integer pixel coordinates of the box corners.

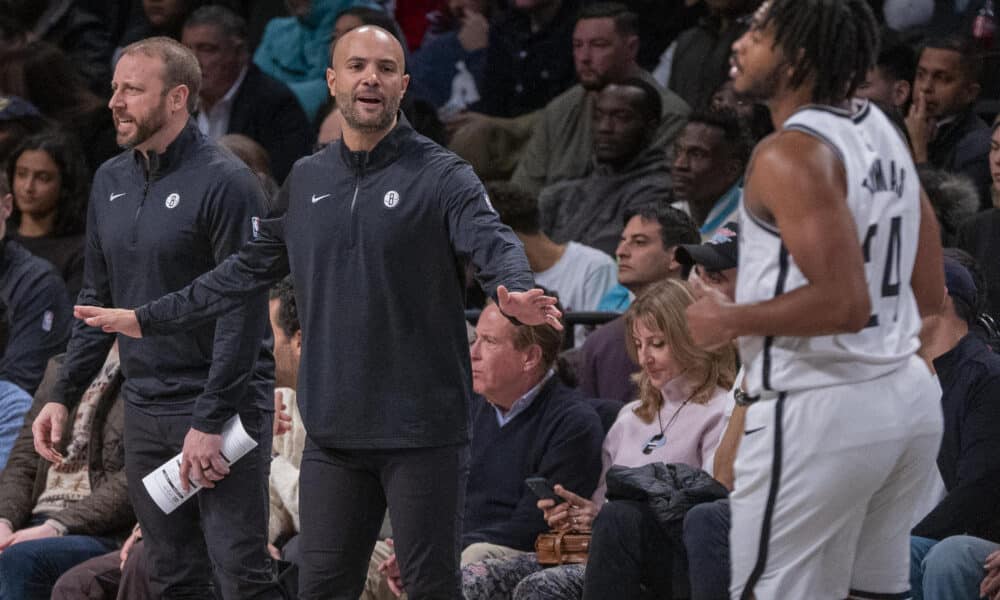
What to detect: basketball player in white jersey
<box><xmin>685</xmin><ymin>1</ymin><xmax>946</xmax><ymax>599</ymax></box>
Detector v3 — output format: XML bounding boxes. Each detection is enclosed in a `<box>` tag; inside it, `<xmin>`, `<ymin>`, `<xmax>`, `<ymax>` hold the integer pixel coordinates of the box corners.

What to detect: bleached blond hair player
<box><xmin>684</xmin><ymin>1</ymin><xmax>947</xmax><ymax>598</ymax></box>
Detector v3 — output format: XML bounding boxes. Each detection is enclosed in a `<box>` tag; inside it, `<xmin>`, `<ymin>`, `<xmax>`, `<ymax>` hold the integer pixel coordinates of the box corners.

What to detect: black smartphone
<box><xmin>525</xmin><ymin>476</ymin><xmax>564</xmax><ymax>504</ymax></box>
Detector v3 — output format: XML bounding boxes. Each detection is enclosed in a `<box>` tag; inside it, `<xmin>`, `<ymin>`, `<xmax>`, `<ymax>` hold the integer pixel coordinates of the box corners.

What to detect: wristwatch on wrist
<box><xmin>734</xmin><ymin>388</ymin><xmax>759</xmax><ymax>407</ymax></box>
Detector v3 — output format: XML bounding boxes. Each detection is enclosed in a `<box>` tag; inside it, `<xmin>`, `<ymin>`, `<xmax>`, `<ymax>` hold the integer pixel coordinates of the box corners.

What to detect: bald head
<box><xmin>330</xmin><ymin>25</ymin><xmax>405</xmax><ymax>70</ymax></box>
<box><xmin>326</xmin><ymin>25</ymin><xmax>409</xmax><ymax>143</ymax></box>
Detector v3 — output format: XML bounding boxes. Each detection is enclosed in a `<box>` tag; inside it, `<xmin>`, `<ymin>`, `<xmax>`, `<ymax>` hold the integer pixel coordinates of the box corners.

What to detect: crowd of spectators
<box><xmin>0</xmin><ymin>0</ymin><xmax>997</xmax><ymax>598</ymax></box>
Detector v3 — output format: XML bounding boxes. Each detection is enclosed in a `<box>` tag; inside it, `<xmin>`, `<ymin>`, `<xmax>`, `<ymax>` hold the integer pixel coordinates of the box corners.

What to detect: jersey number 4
<box><xmin>862</xmin><ymin>216</ymin><xmax>902</xmax><ymax>327</ymax></box>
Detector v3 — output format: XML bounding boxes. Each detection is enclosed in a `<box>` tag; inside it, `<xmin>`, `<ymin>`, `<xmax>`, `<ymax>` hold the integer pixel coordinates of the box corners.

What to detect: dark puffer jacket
<box><xmin>605</xmin><ymin>462</ymin><xmax>728</xmax><ymax>542</ymax></box>
<box><xmin>0</xmin><ymin>353</ymin><xmax>133</xmax><ymax>542</ymax></box>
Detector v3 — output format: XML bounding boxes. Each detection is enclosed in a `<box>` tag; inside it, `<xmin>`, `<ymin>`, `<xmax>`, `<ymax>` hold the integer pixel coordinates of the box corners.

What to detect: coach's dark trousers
<box><xmin>296</xmin><ymin>440</ymin><xmax>470</xmax><ymax>600</ymax></box>
<box><xmin>123</xmin><ymin>402</ymin><xmax>281</xmax><ymax>600</ymax></box>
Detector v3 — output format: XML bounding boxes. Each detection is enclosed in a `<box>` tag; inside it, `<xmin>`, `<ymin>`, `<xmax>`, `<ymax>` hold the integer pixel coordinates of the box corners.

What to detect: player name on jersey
<box><xmin>862</xmin><ymin>158</ymin><xmax>907</xmax><ymax>198</ymax></box>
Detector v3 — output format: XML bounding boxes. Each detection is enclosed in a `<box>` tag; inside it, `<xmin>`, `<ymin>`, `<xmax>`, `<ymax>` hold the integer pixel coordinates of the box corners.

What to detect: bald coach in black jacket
<box><xmin>73</xmin><ymin>26</ymin><xmax>563</xmax><ymax>600</ymax></box>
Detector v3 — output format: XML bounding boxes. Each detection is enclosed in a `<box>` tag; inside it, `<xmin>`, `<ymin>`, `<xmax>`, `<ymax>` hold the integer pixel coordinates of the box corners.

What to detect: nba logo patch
<box><xmin>251</xmin><ymin>216</ymin><xmax>260</xmax><ymax>239</ymax></box>
<box><xmin>41</xmin><ymin>310</ymin><xmax>53</xmax><ymax>332</ymax></box>
<box><xmin>483</xmin><ymin>192</ymin><xmax>495</xmax><ymax>214</ymax></box>
<box><xmin>384</xmin><ymin>190</ymin><xmax>400</xmax><ymax>208</ymax></box>
<box><xmin>710</xmin><ymin>227</ymin><xmax>737</xmax><ymax>244</ymax></box>
<box><xmin>165</xmin><ymin>193</ymin><xmax>180</xmax><ymax>209</ymax></box>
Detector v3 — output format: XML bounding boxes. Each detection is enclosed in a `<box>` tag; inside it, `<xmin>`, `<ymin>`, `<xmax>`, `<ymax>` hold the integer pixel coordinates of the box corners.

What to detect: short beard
<box><xmin>337</xmin><ymin>90</ymin><xmax>400</xmax><ymax>134</ymax></box>
<box><xmin>735</xmin><ymin>62</ymin><xmax>786</xmax><ymax>104</ymax></box>
<box><xmin>118</xmin><ymin>95</ymin><xmax>169</xmax><ymax>149</ymax></box>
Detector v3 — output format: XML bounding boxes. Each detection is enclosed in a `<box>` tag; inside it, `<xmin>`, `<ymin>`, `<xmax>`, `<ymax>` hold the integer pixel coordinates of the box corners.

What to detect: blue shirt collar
<box><xmin>493</xmin><ymin>370</ymin><xmax>555</xmax><ymax>427</ymax></box>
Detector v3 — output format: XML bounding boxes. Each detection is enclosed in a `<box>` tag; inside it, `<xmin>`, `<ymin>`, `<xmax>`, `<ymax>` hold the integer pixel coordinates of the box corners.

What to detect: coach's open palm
<box><xmin>74</xmin><ymin>306</ymin><xmax>142</xmax><ymax>338</ymax></box>
<box><xmin>496</xmin><ymin>285</ymin><xmax>563</xmax><ymax>330</ymax></box>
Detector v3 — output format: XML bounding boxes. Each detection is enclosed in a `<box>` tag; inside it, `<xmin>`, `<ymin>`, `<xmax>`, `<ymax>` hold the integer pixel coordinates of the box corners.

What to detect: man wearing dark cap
<box><xmin>909</xmin><ymin>254</ymin><xmax>1000</xmax><ymax>599</ymax></box>
<box><xmin>676</xmin><ymin>223</ymin><xmax>738</xmax><ymax>301</ymax></box>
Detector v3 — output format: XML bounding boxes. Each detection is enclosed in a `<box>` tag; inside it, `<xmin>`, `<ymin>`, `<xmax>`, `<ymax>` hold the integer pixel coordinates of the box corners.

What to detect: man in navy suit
<box><xmin>182</xmin><ymin>5</ymin><xmax>312</xmax><ymax>181</ymax></box>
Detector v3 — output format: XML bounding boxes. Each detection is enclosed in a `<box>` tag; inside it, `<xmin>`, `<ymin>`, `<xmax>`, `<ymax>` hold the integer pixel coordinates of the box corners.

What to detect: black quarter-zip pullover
<box><xmin>55</xmin><ymin>121</ymin><xmax>273</xmax><ymax>432</ymax></box>
<box><xmin>136</xmin><ymin>117</ymin><xmax>534</xmax><ymax>448</ymax></box>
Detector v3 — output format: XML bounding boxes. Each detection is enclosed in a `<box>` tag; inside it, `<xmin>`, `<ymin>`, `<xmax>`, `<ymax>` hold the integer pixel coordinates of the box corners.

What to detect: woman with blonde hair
<box><xmin>462</xmin><ymin>278</ymin><xmax>736</xmax><ymax>600</ymax></box>
<box><xmin>582</xmin><ymin>278</ymin><xmax>735</xmax><ymax>507</ymax></box>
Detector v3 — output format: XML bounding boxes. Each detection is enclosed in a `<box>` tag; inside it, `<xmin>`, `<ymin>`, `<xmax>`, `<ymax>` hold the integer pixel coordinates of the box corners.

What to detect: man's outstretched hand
<box><xmin>74</xmin><ymin>306</ymin><xmax>142</xmax><ymax>338</ymax></box>
<box><xmin>496</xmin><ymin>285</ymin><xmax>563</xmax><ymax>330</ymax></box>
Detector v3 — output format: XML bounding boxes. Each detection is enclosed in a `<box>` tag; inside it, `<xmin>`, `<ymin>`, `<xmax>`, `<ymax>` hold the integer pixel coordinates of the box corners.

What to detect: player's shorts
<box><xmin>729</xmin><ymin>355</ymin><xmax>943</xmax><ymax>600</ymax></box>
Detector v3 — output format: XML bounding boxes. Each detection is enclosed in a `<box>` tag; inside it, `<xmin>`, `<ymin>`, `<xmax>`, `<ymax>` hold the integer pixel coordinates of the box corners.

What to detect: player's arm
<box><xmin>689</xmin><ymin>131</ymin><xmax>871</xmax><ymax>346</ymax></box>
<box><xmin>911</xmin><ymin>189</ymin><xmax>945</xmax><ymax>318</ymax></box>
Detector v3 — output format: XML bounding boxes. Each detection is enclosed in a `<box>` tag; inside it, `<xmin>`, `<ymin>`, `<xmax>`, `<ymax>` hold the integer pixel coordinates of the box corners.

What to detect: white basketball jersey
<box><xmin>736</xmin><ymin>100</ymin><xmax>922</xmax><ymax>396</ymax></box>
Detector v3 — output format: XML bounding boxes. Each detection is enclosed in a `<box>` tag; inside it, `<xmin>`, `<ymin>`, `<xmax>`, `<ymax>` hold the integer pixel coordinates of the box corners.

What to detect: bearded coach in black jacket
<box><xmin>32</xmin><ymin>37</ymin><xmax>281</xmax><ymax>599</ymax></box>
